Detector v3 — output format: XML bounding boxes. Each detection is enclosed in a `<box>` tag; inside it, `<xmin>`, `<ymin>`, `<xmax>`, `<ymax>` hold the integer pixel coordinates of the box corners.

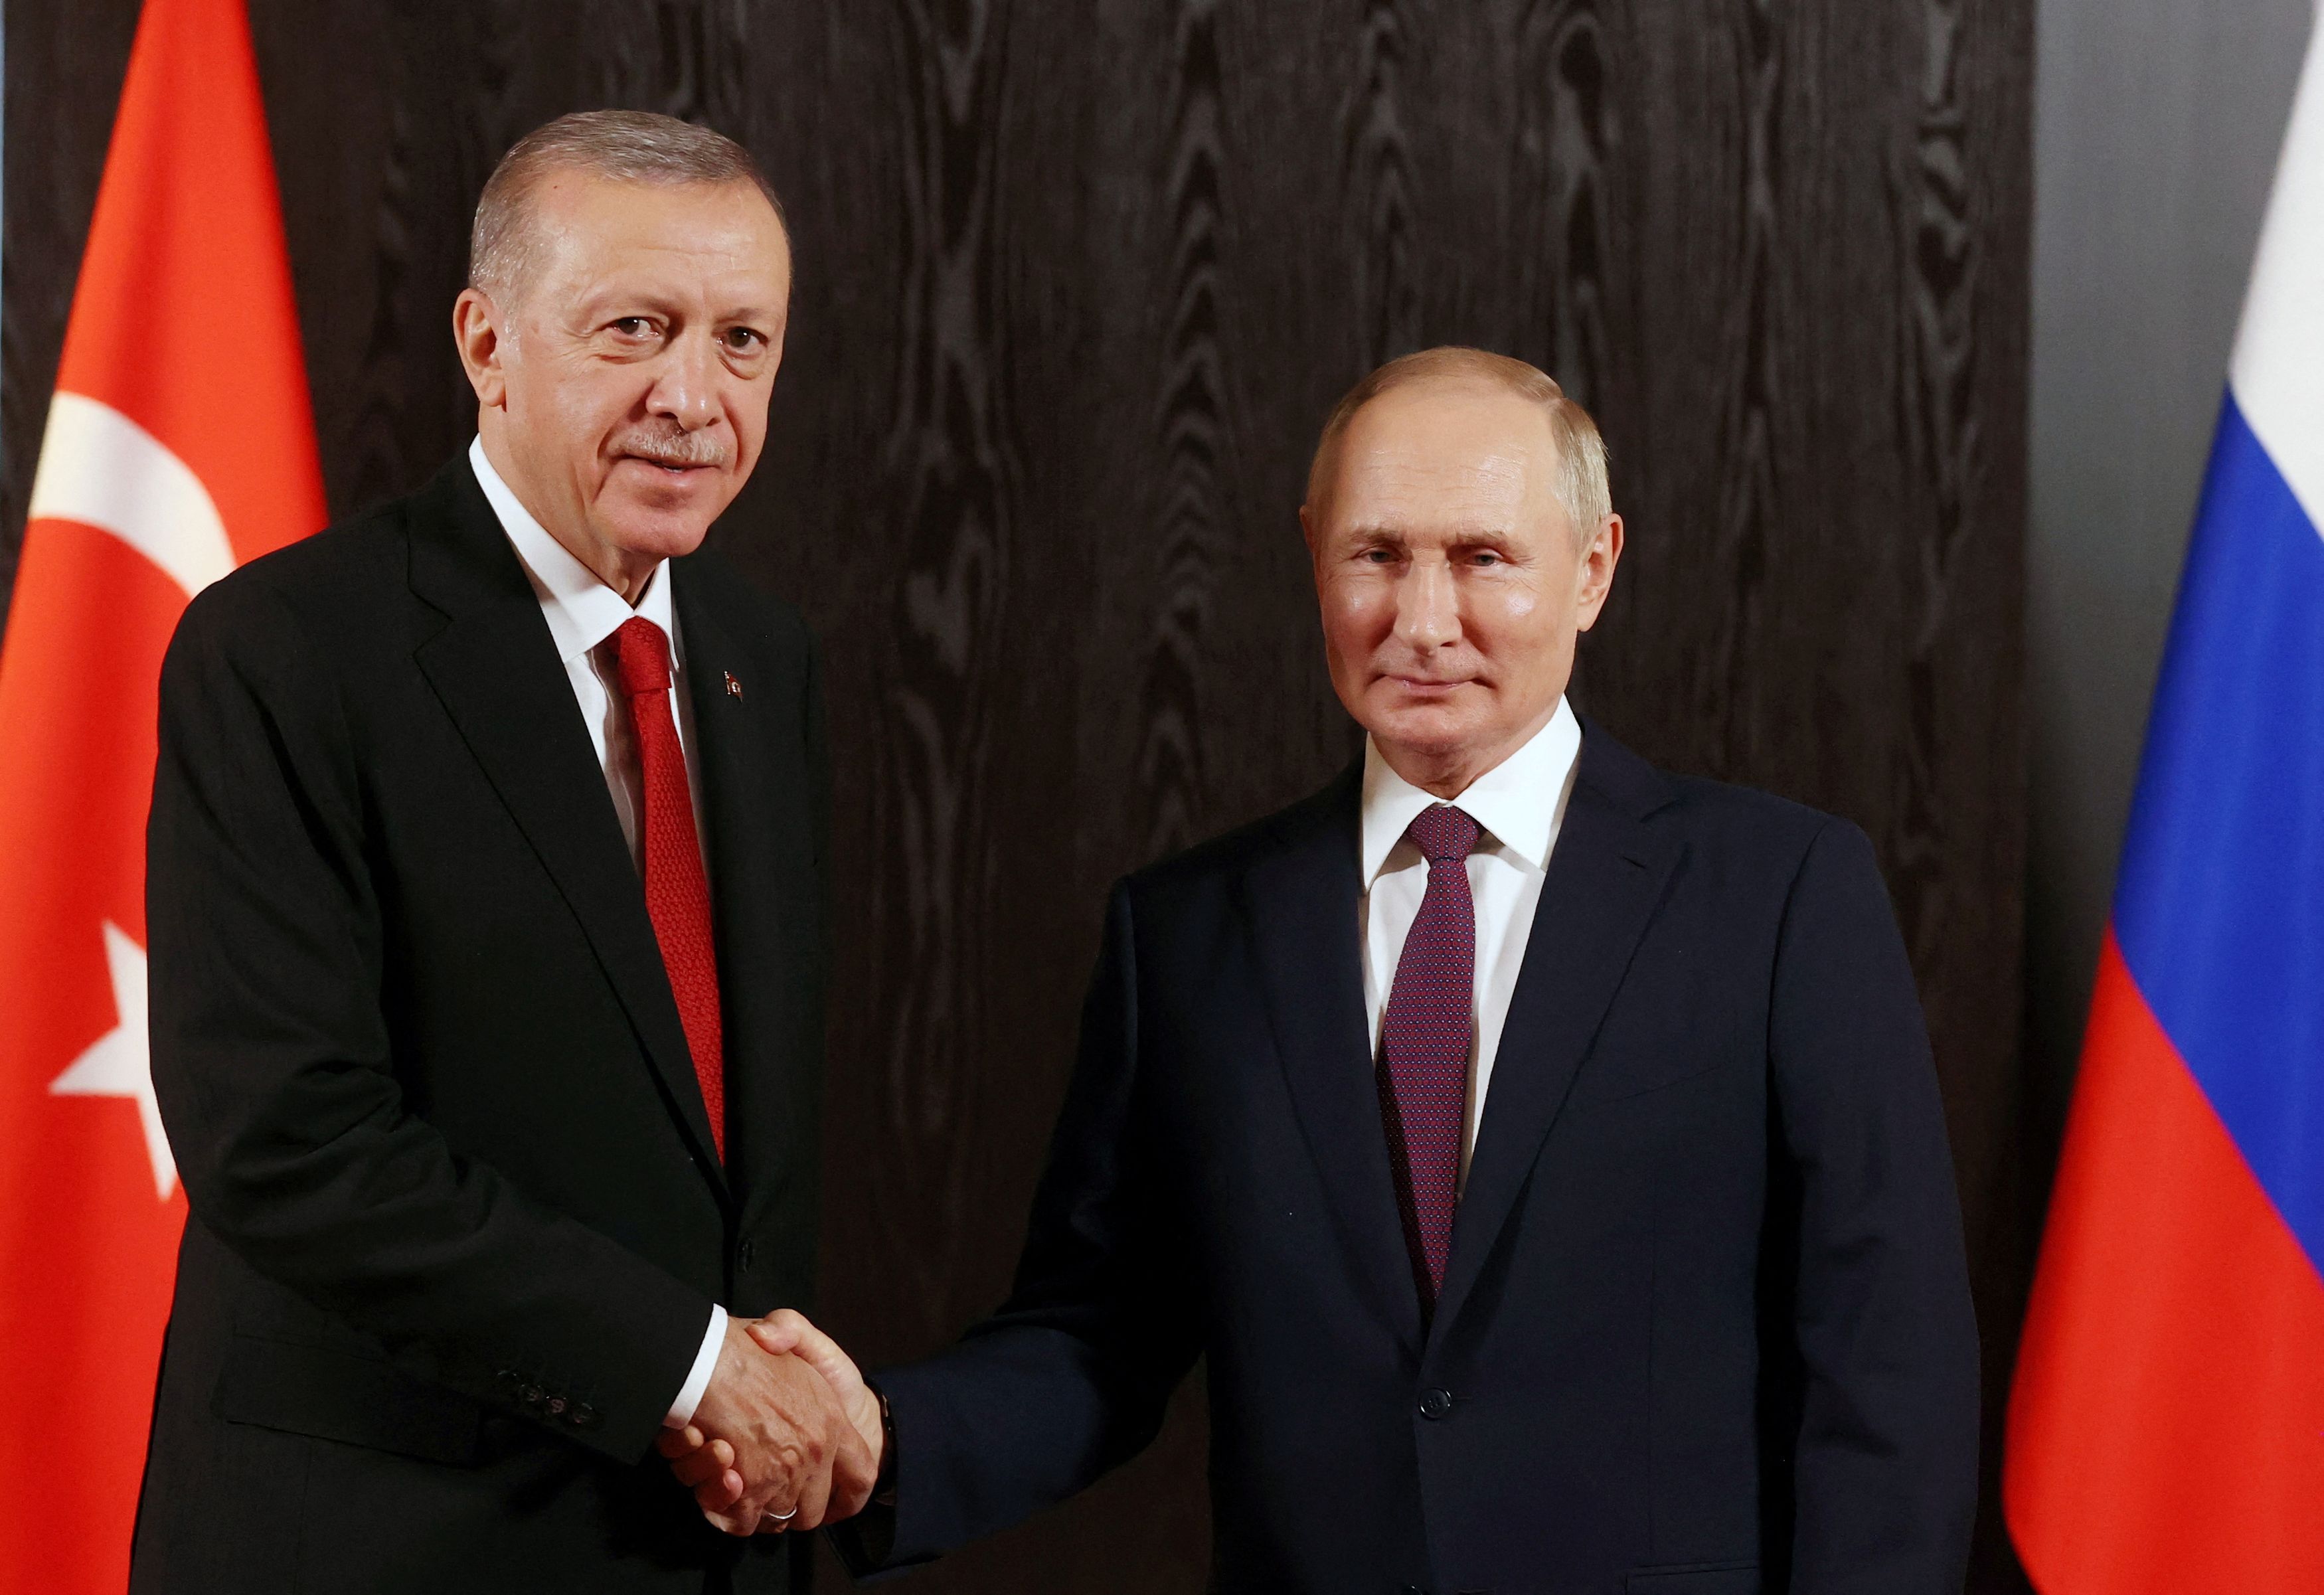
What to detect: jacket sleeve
<box><xmin>1768</xmin><ymin>819</ymin><xmax>1980</xmax><ymax>1592</ymax></box>
<box><xmin>837</xmin><ymin>881</ymin><xmax>1203</xmax><ymax>1574</ymax></box>
<box><xmin>145</xmin><ymin>572</ymin><xmax>713</xmax><ymax>1464</ymax></box>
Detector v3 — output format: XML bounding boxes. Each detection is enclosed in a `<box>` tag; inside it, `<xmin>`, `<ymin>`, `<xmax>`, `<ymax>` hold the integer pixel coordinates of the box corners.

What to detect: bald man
<box><xmin>135</xmin><ymin>112</ymin><xmax>869</xmax><ymax>1594</ymax></box>
<box><xmin>717</xmin><ymin>349</ymin><xmax>1980</xmax><ymax>1592</ymax></box>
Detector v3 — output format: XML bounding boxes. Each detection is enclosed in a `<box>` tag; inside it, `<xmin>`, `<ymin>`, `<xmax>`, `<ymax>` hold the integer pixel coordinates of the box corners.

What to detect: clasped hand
<box><xmin>654</xmin><ymin>1309</ymin><xmax>882</xmax><ymax>1536</ymax></box>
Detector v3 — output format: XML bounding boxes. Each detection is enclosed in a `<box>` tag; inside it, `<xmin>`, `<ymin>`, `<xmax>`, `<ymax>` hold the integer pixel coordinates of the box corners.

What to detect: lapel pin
<box><xmin>723</xmin><ymin>671</ymin><xmax>744</xmax><ymax>700</ymax></box>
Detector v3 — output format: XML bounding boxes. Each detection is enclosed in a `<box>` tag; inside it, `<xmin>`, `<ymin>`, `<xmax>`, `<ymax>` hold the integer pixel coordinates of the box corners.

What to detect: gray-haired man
<box><xmin>133</xmin><ymin>112</ymin><xmax>867</xmax><ymax>1594</ymax></box>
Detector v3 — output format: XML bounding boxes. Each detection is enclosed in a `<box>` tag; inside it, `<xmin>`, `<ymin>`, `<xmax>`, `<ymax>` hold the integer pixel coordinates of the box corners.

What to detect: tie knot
<box><xmin>1406</xmin><ymin>803</ymin><xmax>1481</xmax><ymax>864</ymax></box>
<box><xmin>613</xmin><ymin>616</ymin><xmax>672</xmax><ymax>697</ymax></box>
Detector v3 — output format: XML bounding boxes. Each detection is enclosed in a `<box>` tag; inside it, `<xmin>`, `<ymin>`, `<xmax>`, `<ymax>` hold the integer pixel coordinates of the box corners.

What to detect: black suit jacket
<box><xmin>133</xmin><ymin>457</ymin><xmax>829</xmax><ymax>1594</ymax></box>
<box><xmin>855</xmin><ymin>728</ymin><xmax>1978</xmax><ymax>1594</ymax></box>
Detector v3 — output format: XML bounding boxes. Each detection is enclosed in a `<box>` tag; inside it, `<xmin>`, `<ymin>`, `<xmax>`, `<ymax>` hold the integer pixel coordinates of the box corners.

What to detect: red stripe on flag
<box><xmin>2006</xmin><ymin>932</ymin><xmax>2324</xmax><ymax>1592</ymax></box>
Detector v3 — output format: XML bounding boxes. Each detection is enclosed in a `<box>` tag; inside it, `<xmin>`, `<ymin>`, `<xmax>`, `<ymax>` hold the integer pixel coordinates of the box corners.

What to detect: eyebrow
<box><xmin>571</xmin><ymin>289</ymin><xmax>787</xmax><ymax>325</ymax></box>
<box><xmin>1339</xmin><ymin>522</ymin><xmax>1521</xmax><ymax>541</ymax></box>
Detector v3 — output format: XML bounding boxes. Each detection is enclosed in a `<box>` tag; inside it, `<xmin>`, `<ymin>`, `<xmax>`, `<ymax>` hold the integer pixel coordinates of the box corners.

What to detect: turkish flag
<box><xmin>0</xmin><ymin>0</ymin><xmax>324</xmax><ymax>1587</ymax></box>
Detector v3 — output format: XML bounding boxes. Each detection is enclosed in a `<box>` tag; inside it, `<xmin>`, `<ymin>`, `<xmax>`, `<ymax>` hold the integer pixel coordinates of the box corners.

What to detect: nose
<box><xmin>646</xmin><ymin>329</ymin><xmax>722</xmax><ymax>432</ymax></box>
<box><xmin>1392</xmin><ymin>557</ymin><xmax>1461</xmax><ymax>649</ymax></box>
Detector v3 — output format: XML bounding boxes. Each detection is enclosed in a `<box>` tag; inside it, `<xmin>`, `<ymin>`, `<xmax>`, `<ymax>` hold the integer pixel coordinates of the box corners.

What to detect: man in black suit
<box><xmin>703</xmin><ymin>347</ymin><xmax>1980</xmax><ymax>1591</ymax></box>
<box><xmin>134</xmin><ymin>112</ymin><xmax>872</xmax><ymax>1593</ymax></box>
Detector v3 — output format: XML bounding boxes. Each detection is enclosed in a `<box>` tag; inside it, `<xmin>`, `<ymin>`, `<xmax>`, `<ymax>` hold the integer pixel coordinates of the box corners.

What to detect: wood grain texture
<box><xmin>1</xmin><ymin>3</ymin><xmax>2032</xmax><ymax>1589</ymax></box>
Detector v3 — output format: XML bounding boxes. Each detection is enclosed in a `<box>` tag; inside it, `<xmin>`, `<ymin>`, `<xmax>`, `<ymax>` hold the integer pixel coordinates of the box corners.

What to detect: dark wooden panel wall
<box><xmin>1</xmin><ymin>2</ymin><xmax>2033</xmax><ymax>1589</ymax></box>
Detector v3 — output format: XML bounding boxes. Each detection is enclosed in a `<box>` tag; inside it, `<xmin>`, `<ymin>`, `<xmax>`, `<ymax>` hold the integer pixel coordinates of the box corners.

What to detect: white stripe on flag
<box><xmin>2230</xmin><ymin>1</ymin><xmax>2324</xmax><ymax>541</ymax></box>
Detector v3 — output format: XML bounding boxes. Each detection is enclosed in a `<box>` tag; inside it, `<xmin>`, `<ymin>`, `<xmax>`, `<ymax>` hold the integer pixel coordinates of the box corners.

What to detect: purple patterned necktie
<box><xmin>1378</xmin><ymin>803</ymin><xmax>1482</xmax><ymax>1303</ymax></box>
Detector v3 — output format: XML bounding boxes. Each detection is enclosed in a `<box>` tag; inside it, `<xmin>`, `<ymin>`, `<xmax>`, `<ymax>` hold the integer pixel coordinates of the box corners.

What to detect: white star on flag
<box><xmin>49</xmin><ymin>922</ymin><xmax>177</xmax><ymax>1201</ymax></box>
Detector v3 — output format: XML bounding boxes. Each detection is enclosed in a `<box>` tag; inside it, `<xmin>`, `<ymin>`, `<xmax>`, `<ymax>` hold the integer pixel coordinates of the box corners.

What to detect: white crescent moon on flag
<box><xmin>25</xmin><ymin>390</ymin><xmax>237</xmax><ymax>600</ymax></box>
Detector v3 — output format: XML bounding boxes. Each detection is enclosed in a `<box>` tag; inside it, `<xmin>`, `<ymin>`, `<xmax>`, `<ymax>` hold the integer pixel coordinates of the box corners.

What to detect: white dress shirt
<box><xmin>468</xmin><ymin>438</ymin><xmax>726</xmax><ymax>1427</ymax></box>
<box><xmin>1359</xmin><ymin>698</ymin><xmax>1584</xmax><ymax>1183</ymax></box>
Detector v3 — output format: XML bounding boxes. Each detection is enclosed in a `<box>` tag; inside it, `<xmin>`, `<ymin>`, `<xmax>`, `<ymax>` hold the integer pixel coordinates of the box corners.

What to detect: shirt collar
<box><xmin>1359</xmin><ymin>697</ymin><xmax>1582</xmax><ymax>887</ymax></box>
<box><xmin>468</xmin><ymin>435</ymin><xmax>676</xmax><ymax>664</ymax></box>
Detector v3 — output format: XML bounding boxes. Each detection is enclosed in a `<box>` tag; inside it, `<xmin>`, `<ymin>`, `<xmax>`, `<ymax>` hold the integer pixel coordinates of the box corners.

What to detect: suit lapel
<box><xmin>1432</xmin><ymin>724</ymin><xmax>1680</xmax><ymax>1337</ymax></box>
<box><xmin>1239</xmin><ymin>766</ymin><xmax>1426</xmax><ymax>1350</ymax></box>
<box><xmin>671</xmin><ymin>566</ymin><xmax>806</xmax><ymax>1211</ymax></box>
<box><xmin>671</xmin><ymin>569</ymin><xmax>782</xmax><ymax>981</ymax></box>
<box><xmin>405</xmin><ymin>460</ymin><xmax>730</xmax><ymax>1197</ymax></box>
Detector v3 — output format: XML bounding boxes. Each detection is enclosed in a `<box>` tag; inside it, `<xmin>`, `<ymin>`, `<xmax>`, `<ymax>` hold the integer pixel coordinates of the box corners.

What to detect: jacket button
<box><xmin>1418</xmin><ymin>1387</ymin><xmax>1453</xmax><ymax>1421</ymax></box>
<box><xmin>570</xmin><ymin>1403</ymin><xmax>600</xmax><ymax>1429</ymax></box>
<box><xmin>546</xmin><ymin>1395</ymin><xmax>567</xmax><ymax>1416</ymax></box>
<box><xmin>738</xmin><ymin>1239</ymin><xmax>757</xmax><ymax>1272</ymax></box>
<box><xmin>1402</xmin><ymin>1585</ymin><xmax>1430</xmax><ymax>1595</ymax></box>
<box><xmin>519</xmin><ymin>1385</ymin><xmax>544</xmax><ymax>1409</ymax></box>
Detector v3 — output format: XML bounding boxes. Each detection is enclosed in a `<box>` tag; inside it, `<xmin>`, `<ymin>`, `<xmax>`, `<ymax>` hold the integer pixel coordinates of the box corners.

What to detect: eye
<box><xmin>610</xmin><ymin>316</ymin><xmax>656</xmax><ymax>339</ymax></box>
<box><xmin>1470</xmin><ymin>550</ymin><xmax>1502</xmax><ymax>567</ymax></box>
<box><xmin>1360</xmin><ymin>547</ymin><xmax>1398</xmax><ymax>564</ymax></box>
<box><xmin>723</xmin><ymin>327</ymin><xmax>766</xmax><ymax>352</ymax></box>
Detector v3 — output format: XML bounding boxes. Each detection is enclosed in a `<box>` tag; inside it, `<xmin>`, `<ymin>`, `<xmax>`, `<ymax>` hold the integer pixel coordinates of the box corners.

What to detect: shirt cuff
<box><xmin>664</xmin><ymin>1303</ymin><xmax>727</xmax><ymax>1428</ymax></box>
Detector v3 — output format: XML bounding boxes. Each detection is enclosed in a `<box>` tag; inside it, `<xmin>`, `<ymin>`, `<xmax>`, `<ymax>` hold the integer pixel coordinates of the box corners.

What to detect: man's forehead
<box><xmin>530</xmin><ymin>174</ymin><xmax>789</xmax><ymax>279</ymax></box>
<box><xmin>1345</xmin><ymin>378</ymin><xmax>1556</xmax><ymax>451</ymax></box>
<box><xmin>1337</xmin><ymin>400</ymin><xmax>1552</xmax><ymax>487</ymax></box>
<box><xmin>1315</xmin><ymin>384</ymin><xmax>1560</xmax><ymax>531</ymax></box>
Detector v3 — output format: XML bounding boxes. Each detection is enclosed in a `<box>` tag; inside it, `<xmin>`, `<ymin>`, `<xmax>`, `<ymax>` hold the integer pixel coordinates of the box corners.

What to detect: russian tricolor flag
<box><xmin>2005</xmin><ymin>9</ymin><xmax>2324</xmax><ymax>1589</ymax></box>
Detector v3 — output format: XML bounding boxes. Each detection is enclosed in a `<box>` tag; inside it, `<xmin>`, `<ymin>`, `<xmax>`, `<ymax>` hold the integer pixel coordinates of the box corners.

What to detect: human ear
<box><xmin>452</xmin><ymin>288</ymin><xmax>509</xmax><ymax>409</ymax></box>
<box><xmin>1574</xmin><ymin>513</ymin><xmax>1624</xmax><ymax>631</ymax></box>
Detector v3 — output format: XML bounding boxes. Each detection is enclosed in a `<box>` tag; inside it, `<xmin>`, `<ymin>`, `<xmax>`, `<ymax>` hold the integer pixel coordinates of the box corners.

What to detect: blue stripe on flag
<box><xmin>2115</xmin><ymin>390</ymin><xmax>2324</xmax><ymax>1280</ymax></box>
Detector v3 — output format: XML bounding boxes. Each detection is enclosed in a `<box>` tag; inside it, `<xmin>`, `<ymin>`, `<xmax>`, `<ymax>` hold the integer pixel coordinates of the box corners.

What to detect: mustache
<box><xmin>613</xmin><ymin>427</ymin><xmax>732</xmax><ymax>469</ymax></box>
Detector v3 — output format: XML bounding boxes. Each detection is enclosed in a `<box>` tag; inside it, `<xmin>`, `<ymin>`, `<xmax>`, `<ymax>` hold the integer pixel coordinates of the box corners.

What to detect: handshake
<box><xmin>653</xmin><ymin>1310</ymin><xmax>882</xmax><ymax>1537</ymax></box>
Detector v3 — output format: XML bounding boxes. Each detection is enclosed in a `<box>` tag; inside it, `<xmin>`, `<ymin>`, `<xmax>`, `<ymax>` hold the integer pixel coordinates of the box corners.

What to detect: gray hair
<box><xmin>1306</xmin><ymin>346</ymin><xmax>1613</xmax><ymax>542</ymax></box>
<box><xmin>467</xmin><ymin>110</ymin><xmax>786</xmax><ymax>300</ymax></box>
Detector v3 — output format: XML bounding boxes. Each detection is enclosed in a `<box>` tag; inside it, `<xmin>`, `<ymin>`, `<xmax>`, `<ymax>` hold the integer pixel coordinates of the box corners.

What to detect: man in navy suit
<box><xmin>681</xmin><ymin>347</ymin><xmax>1980</xmax><ymax>1593</ymax></box>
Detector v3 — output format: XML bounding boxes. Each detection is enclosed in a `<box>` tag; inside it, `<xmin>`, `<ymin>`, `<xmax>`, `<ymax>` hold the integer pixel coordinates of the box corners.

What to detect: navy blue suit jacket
<box><xmin>853</xmin><ymin>722</ymin><xmax>1977</xmax><ymax>1594</ymax></box>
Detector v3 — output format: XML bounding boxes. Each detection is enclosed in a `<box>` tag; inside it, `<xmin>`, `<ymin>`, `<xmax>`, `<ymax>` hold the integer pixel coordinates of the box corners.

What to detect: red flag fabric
<box><xmin>0</xmin><ymin>1</ymin><xmax>324</xmax><ymax>1587</ymax></box>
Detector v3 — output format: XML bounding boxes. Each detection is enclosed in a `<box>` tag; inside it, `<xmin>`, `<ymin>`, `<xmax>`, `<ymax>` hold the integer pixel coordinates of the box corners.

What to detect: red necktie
<box><xmin>614</xmin><ymin>617</ymin><xmax>726</xmax><ymax>1160</ymax></box>
<box><xmin>1378</xmin><ymin>803</ymin><xmax>1481</xmax><ymax>1302</ymax></box>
